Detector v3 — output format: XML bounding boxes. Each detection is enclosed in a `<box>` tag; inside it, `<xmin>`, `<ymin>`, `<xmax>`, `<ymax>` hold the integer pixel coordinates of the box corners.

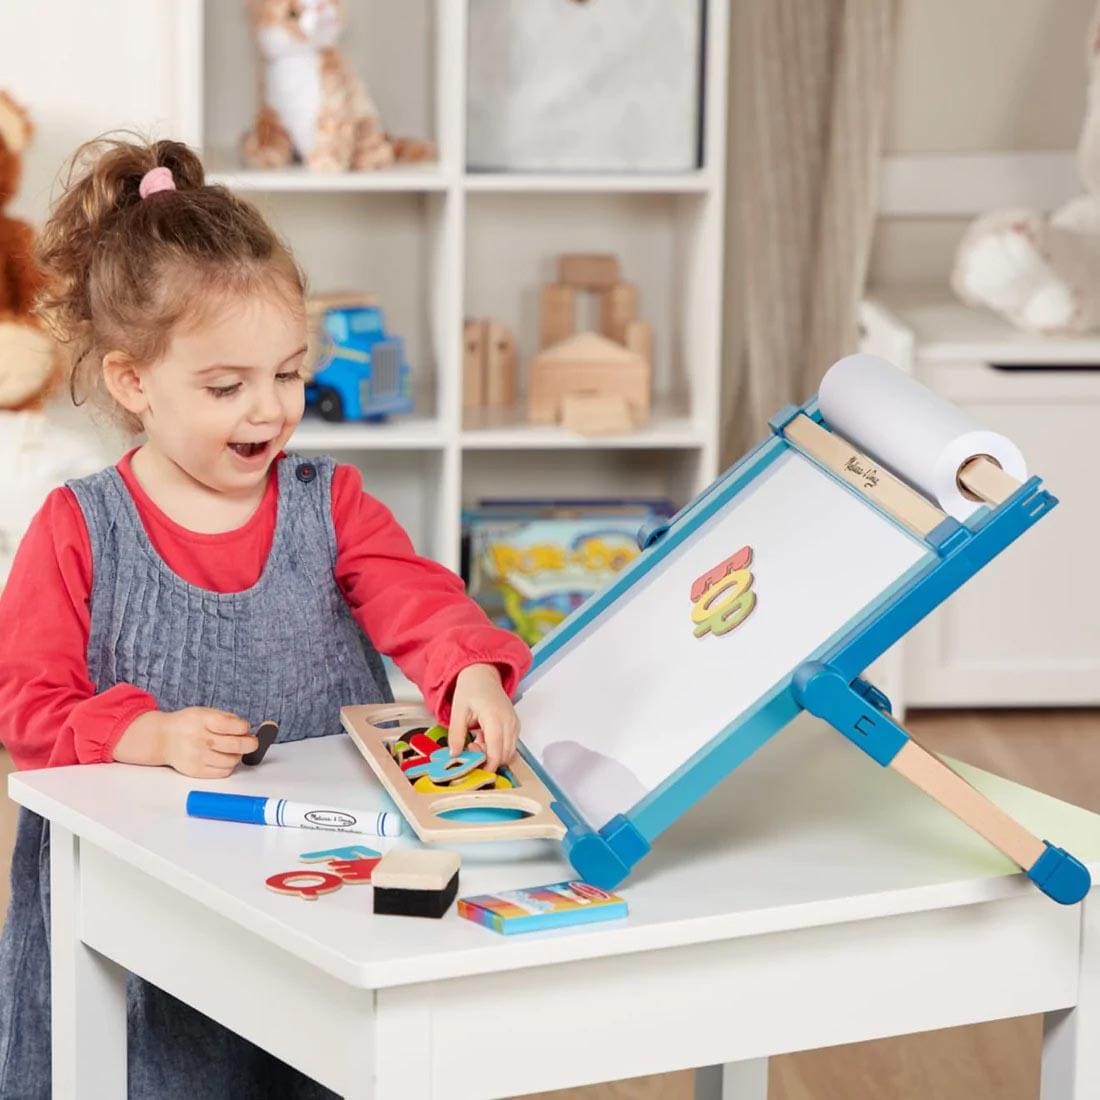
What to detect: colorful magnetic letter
<box><xmin>265</xmin><ymin>870</ymin><xmax>343</xmax><ymax>900</ymax></box>
<box><xmin>299</xmin><ymin>845</ymin><xmax>380</xmax><ymax>863</ymax></box>
<box><xmin>405</xmin><ymin>747</ymin><xmax>487</xmax><ymax>782</ymax></box>
<box><xmin>327</xmin><ymin>857</ymin><xmax>380</xmax><ymax>883</ymax></box>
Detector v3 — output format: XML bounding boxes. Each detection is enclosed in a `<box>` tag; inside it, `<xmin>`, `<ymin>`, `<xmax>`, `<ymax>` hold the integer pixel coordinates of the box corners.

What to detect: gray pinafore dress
<box><xmin>0</xmin><ymin>454</ymin><xmax>391</xmax><ymax>1098</ymax></box>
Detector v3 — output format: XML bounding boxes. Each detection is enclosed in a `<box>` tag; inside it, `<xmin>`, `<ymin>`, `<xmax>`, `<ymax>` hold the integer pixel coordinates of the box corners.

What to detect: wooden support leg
<box><xmin>795</xmin><ymin>664</ymin><xmax>1090</xmax><ymax>905</ymax></box>
<box><xmin>887</xmin><ymin>736</ymin><xmax>1090</xmax><ymax>903</ymax></box>
<box><xmin>890</xmin><ymin>738</ymin><xmax>1045</xmax><ymax>868</ymax></box>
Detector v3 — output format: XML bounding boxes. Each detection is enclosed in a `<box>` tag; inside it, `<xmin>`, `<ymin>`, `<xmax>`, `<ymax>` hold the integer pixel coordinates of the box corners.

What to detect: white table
<box><xmin>11</xmin><ymin>714</ymin><xmax>1100</xmax><ymax>1099</ymax></box>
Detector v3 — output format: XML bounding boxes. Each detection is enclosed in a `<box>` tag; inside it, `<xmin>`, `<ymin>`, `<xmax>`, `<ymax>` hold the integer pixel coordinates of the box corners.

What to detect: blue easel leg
<box><xmin>793</xmin><ymin>661</ymin><xmax>1093</xmax><ymax>906</ymax></box>
<box><xmin>1028</xmin><ymin>843</ymin><xmax>1092</xmax><ymax>905</ymax></box>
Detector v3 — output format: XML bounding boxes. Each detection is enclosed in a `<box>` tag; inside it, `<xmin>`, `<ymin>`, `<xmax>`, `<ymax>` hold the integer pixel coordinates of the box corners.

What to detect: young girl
<box><xmin>0</xmin><ymin>137</ymin><xmax>531</xmax><ymax>1098</ymax></box>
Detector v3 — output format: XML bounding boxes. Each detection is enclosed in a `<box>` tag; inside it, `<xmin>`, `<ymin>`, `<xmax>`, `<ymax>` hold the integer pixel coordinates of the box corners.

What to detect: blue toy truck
<box><xmin>305</xmin><ymin>296</ymin><xmax>414</xmax><ymax>422</ymax></box>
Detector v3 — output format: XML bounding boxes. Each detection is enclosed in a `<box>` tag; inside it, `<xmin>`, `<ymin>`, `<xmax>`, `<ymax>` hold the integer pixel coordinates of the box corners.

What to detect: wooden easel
<box><xmin>341</xmin><ymin>412</ymin><xmax>1084</xmax><ymax>901</ymax></box>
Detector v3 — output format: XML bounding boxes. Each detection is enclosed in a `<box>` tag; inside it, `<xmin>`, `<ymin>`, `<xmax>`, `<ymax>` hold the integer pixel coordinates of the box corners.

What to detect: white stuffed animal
<box><xmin>0</xmin><ymin>395</ymin><xmax>121</xmax><ymax>588</ymax></box>
<box><xmin>952</xmin><ymin>5</ymin><xmax>1100</xmax><ymax>334</ymax></box>
<box><xmin>240</xmin><ymin>0</ymin><xmax>434</xmax><ymax>173</ymax></box>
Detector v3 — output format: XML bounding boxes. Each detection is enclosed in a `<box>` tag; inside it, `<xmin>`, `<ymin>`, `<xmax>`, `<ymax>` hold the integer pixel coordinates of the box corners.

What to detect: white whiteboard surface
<box><xmin>517</xmin><ymin>452</ymin><xmax>931</xmax><ymax>829</ymax></box>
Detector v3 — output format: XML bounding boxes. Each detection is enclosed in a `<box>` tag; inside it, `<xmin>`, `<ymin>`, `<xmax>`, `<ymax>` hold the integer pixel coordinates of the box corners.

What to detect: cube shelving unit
<box><xmin>172</xmin><ymin>0</ymin><xmax>729</xmax><ymax>573</ymax></box>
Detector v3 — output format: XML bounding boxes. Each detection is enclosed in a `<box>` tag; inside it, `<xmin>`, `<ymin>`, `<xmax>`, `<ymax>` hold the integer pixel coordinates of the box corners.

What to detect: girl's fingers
<box><xmin>205</xmin><ymin>746</ymin><xmax>249</xmax><ymax>767</ymax></box>
<box><xmin>208</xmin><ymin>712</ymin><xmax>250</xmax><ymax>736</ymax></box>
<box><xmin>448</xmin><ymin>704</ymin><xmax>469</xmax><ymax>757</ymax></box>
<box><xmin>208</xmin><ymin>733</ymin><xmax>259</xmax><ymax>756</ymax></box>
<box><xmin>481</xmin><ymin>715</ymin><xmax>507</xmax><ymax>772</ymax></box>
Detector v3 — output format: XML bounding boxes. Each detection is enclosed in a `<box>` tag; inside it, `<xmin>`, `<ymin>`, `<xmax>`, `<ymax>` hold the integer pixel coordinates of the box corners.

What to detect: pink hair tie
<box><xmin>139</xmin><ymin>166</ymin><xmax>176</xmax><ymax>200</ymax></box>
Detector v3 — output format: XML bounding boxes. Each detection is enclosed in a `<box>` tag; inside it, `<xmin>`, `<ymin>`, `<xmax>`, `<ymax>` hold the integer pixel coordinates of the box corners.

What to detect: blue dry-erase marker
<box><xmin>186</xmin><ymin>791</ymin><xmax>403</xmax><ymax>838</ymax></box>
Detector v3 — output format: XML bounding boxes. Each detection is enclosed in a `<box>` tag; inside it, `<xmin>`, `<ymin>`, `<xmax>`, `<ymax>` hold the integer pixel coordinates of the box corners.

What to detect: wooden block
<box><xmin>560</xmin><ymin>394</ymin><xmax>635</xmax><ymax>436</ymax></box>
<box><xmin>557</xmin><ymin>253</ymin><xmax>621</xmax><ymax>290</ymax></box>
<box><xmin>527</xmin><ymin>332</ymin><xmax>651</xmax><ymax>426</ymax></box>
<box><xmin>540</xmin><ymin>284</ymin><xmax>576</xmax><ymax>349</ymax></box>
<box><xmin>599</xmin><ymin>282</ymin><xmax>638</xmax><ymax>344</ymax></box>
<box><xmin>372</xmin><ymin>848</ymin><xmax>461</xmax><ymax>918</ymax></box>
<box><xmin>484</xmin><ymin>321</ymin><xmax>517</xmax><ymax>407</ymax></box>
<box><xmin>624</xmin><ymin>320</ymin><xmax>653</xmax><ymax>366</ymax></box>
<box><xmin>463</xmin><ymin>319</ymin><xmax>486</xmax><ymax>409</ymax></box>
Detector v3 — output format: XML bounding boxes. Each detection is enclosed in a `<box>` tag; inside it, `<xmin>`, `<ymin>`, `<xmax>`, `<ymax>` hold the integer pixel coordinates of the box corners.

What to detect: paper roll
<box><xmin>817</xmin><ymin>354</ymin><xmax>1026</xmax><ymax>521</ymax></box>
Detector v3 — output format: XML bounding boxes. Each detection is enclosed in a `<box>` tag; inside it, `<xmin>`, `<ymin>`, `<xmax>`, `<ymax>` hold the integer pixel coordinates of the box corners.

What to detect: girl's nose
<box><xmin>250</xmin><ymin>384</ymin><xmax>283</xmax><ymax>424</ymax></box>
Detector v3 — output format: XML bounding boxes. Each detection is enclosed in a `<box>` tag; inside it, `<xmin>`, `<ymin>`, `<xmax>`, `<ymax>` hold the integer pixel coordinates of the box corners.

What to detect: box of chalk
<box><xmin>372</xmin><ymin>849</ymin><xmax>460</xmax><ymax>919</ymax></box>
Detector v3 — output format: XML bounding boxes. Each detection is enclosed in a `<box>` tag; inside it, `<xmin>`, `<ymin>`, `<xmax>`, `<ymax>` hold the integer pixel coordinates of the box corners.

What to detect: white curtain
<box><xmin>723</xmin><ymin>0</ymin><xmax>895</xmax><ymax>461</ymax></box>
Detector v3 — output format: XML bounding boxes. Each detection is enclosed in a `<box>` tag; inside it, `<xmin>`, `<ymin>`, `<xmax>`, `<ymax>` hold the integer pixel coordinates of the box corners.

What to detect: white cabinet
<box><xmin>862</xmin><ymin>289</ymin><xmax>1100</xmax><ymax>708</ymax></box>
<box><xmin>171</xmin><ymin>0</ymin><xmax>730</xmax><ymax>573</ymax></box>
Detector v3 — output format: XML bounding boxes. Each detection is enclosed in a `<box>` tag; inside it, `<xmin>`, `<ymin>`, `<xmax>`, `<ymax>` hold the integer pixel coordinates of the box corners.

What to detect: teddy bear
<box><xmin>951</xmin><ymin>6</ymin><xmax>1100</xmax><ymax>334</ymax></box>
<box><xmin>0</xmin><ymin>90</ymin><xmax>58</xmax><ymax>409</ymax></box>
<box><xmin>0</xmin><ymin>90</ymin><xmax>107</xmax><ymax>587</ymax></box>
<box><xmin>240</xmin><ymin>0</ymin><xmax>435</xmax><ymax>173</ymax></box>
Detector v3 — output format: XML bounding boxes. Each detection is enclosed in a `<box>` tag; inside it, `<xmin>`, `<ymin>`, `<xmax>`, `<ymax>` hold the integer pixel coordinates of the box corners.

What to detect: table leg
<box><xmin>694</xmin><ymin>1059</ymin><xmax>768</xmax><ymax>1100</ymax></box>
<box><xmin>1042</xmin><ymin>891</ymin><xmax>1100</xmax><ymax>1098</ymax></box>
<box><xmin>722</xmin><ymin>1058</ymin><xmax>768</xmax><ymax>1100</ymax></box>
<box><xmin>50</xmin><ymin>825</ymin><xmax>127</xmax><ymax>1097</ymax></box>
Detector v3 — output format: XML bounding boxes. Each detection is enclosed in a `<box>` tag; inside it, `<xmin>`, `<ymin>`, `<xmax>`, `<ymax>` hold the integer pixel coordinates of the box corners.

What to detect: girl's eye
<box><xmin>207</xmin><ymin>383</ymin><xmax>242</xmax><ymax>399</ymax></box>
<box><xmin>276</xmin><ymin>369</ymin><xmax>302</xmax><ymax>383</ymax></box>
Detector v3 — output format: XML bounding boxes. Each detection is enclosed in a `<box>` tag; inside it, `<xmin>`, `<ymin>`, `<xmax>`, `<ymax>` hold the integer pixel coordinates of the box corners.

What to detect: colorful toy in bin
<box><xmin>304</xmin><ymin>294</ymin><xmax>413</xmax><ymax>422</ymax></box>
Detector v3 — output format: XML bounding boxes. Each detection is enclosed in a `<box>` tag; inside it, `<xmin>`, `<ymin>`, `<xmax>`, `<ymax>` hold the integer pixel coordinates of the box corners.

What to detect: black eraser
<box><xmin>373</xmin><ymin>871</ymin><xmax>459</xmax><ymax>919</ymax></box>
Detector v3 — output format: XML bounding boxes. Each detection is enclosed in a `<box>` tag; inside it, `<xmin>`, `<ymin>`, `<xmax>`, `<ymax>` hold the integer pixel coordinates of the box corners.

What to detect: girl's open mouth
<box><xmin>228</xmin><ymin>441</ymin><xmax>270</xmax><ymax>459</ymax></box>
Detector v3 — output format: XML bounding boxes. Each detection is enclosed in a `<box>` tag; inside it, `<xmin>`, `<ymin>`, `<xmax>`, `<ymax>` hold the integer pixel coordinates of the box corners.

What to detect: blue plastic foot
<box><xmin>1027</xmin><ymin>841</ymin><xmax>1092</xmax><ymax>905</ymax></box>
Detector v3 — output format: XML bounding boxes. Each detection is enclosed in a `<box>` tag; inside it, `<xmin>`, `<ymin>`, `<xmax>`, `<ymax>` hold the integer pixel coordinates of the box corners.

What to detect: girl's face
<box><xmin>136</xmin><ymin>289</ymin><xmax>307</xmax><ymax>496</ymax></box>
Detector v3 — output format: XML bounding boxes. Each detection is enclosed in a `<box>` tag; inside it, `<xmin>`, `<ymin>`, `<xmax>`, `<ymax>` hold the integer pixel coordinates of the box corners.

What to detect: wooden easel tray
<box><xmin>341</xmin><ymin>703</ymin><xmax>566</xmax><ymax>844</ymax></box>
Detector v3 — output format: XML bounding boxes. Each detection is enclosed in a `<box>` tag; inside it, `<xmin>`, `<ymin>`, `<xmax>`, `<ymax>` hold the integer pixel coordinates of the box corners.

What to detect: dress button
<box><xmin>296</xmin><ymin>462</ymin><xmax>317</xmax><ymax>483</ymax></box>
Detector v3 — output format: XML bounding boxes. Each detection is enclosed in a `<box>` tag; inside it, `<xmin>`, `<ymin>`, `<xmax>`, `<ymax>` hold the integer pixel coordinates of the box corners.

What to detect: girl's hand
<box><xmin>115</xmin><ymin>707</ymin><xmax>258</xmax><ymax>778</ymax></box>
<box><xmin>447</xmin><ymin>663</ymin><xmax>520</xmax><ymax>773</ymax></box>
<box><xmin>162</xmin><ymin>708</ymin><xmax>258</xmax><ymax>778</ymax></box>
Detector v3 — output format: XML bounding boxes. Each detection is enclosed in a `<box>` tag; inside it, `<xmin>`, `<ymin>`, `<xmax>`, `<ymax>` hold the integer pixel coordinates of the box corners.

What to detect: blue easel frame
<box><xmin>514</xmin><ymin>396</ymin><xmax>1091</xmax><ymax>904</ymax></box>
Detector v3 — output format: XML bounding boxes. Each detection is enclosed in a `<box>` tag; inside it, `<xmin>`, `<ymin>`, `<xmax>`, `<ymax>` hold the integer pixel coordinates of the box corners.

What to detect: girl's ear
<box><xmin>101</xmin><ymin>352</ymin><xmax>150</xmax><ymax>417</ymax></box>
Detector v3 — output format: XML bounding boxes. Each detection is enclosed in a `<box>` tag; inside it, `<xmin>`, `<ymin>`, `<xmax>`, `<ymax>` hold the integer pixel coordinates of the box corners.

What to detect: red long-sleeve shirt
<box><xmin>0</xmin><ymin>451</ymin><xmax>530</xmax><ymax>771</ymax></box>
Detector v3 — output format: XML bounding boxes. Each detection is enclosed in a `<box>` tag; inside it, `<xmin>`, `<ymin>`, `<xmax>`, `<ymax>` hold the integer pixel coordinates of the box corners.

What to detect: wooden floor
<box><xmin>2</xmin><ymin>708</ymin><xmax>1096</xmax><ymax>1099</ymax></box>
